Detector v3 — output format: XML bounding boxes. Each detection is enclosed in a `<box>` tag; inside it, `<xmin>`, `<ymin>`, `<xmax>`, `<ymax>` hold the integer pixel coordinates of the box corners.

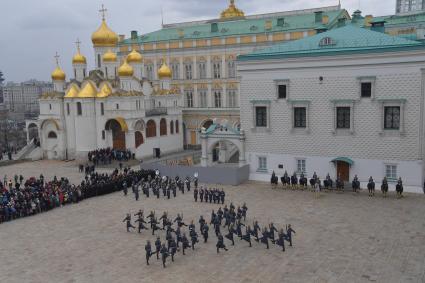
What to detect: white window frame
<box><xmin>227</xmin><ymin>60</ymin><xmax>236</xmax><ymax>78</ymax></box>
<box><xmin>227</xmin><ymin>89</ymin><xmax>237</xmax><ymax>108</ymax></box>
<box><xmin>378</xmin><ymin>99</ymin><xmax>405</xmax><ymax>136</ymax></box>
<box><xmin>250</xmin><ymin>100</ymin><xmax>271</xmax><ymax>132</ymax></box>
<box><xmin>199</xmin><ymin>90</ymin><xmax>208</xmax><ymax>108</ymax></box>
<box><xmin>274</xmin><ymin>79</ymin><xmax>290</xmax><ymax>100</ymax></box>
<box><xmin>257</xmin><ymin>156</ymin><xmax>268</xmax><ymax>172</ymax></box>
<box><xmin>296</xmin><ymin>158</ymin><xmax>306</xmax><ymax>174</ymax></box>
<box><xmin>198</xmin><ymin>62</ymin><xmax>206</xmax><ymax>79</ymax></box>
<box><xmin>213</xmin><ymin>62</ymin><xmax>221</xmax><ymax>79</ymax></box>
<box><xmin>357</xmin><ymin>76</ymin><xmax>376</xmax><ymax>99</ymax></box>
<box><xmin>288</xmin><ymin>100</ymin><xmax>310</xmax><ymax>133</ymax></box>
<box><xmin>213</xmin><ymin>90</ymin><xmax>222</xmax><ymax>108</ymax></box>
<box><xmin>171</xmin><ymin>62</ymin><xmax>180</xmax><ymax>80</ymax></box>
<box><xmin>384</xmin><ymin>164</ymin><xmax>398</xmax><ymax>181</ymax></box>
<box><xmin>331</xmin><ymin>100</ymin><xmax>355</xmax><ymax>135</ymax></box>
<box><xmin>185</xmin><ymin>91</ymin><xmax>193</xmax><ymax>108</ymax></box>
<box><xmin>184</xmin><ymin>63</ymin><xmax>193</xmax><ymax>80</ymax></box>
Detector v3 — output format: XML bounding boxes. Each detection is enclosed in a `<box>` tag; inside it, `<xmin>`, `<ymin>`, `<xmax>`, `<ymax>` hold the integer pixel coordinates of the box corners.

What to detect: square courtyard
<box><xmin>0</xmin><ymin>161</ymin><xmax>424</xmax><ymax>283</ymax></box>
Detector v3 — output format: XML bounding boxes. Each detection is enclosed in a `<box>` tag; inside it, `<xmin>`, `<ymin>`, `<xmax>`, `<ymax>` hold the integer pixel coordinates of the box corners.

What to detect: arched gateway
<box><xmin>105</xmin><ymin>118</ymin><xmax>128</xmax><ymax>150</ymax></box>
<box><xmin>200</xmin><ymin>120</ymin><xmax>246</xmax><ymax>167</ymax></box>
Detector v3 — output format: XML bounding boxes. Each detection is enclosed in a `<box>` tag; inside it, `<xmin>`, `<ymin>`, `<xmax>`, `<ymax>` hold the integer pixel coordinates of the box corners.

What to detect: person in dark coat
<box><xmin>155</xmin><ymin>237</ymin><xmax>161</xmax><ymax>259</ymax></box>
<box><xmin>123</xmin><ymin>213</ymin><xmax>135</xmax><ymax>232</ymax></box>
<box><xmin>201</xmin><ymin>223</ymin><xmax>209</xmax><ymax>243</ymax></box>
<box><xmin>216</xmin><ymin>234</ymin><xmax>228</xmax><ymax>253</ymax></box>
<box><xmin>145</xmin><ymin>240</ymin><xmax>152</xmax><ymax>265</ymax></box>
<box><xmin>286</xmin><ymin>224</ymin><xmax>296</xmax><ymax>247</ymax></box>
<box><xmin>160</xmin><ymin>244</ymin><xmax>169</xmax><ymax>268</ymax></box>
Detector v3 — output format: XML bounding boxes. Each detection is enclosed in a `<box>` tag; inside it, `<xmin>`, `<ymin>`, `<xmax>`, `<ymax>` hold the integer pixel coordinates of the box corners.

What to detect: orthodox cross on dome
<box><xmin>99</xmin><ymin>4</ymin><xmax>108</xmax><ymax>21</ymax></box>
<box><xmin>75</xmin><ymin>38</ymin><xmax>81</xmax><ymax>52</ymax></box>
<box><xmin>54</xmin><ymin>52</ymin><xmax>60</xmax><ymax>66</ymax></box>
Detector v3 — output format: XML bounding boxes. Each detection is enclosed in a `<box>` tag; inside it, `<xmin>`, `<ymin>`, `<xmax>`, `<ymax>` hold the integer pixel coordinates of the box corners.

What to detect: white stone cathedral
<box><xmin>30</xmin><ymin>13</ymin><xmax>183</xmax><ymax>160</ymax></box>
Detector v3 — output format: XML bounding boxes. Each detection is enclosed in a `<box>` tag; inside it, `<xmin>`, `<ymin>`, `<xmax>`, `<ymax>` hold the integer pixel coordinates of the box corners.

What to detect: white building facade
<box><xmin>238</xmin><ymin>24</ymin><xmax>425</xmax><ymax>193</ymax></box>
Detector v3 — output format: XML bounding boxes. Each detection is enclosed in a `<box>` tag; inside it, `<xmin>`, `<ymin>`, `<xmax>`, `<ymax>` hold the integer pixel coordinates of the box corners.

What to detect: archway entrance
<box><xmin>332</xmin><ymin>157</ymin><xmax>354</xmax><ymax>182</ymax></box>
<box><xmin>27</xmin><ymin>123</ymin><xmax>39</xmax><ymax>142</ymax></box>
<box><xmin>209</xmin><ymin>140</ymin><xmax>240</xmax><ymax>164</ymax></box>
<box><xmin>105</xmin><ymin>119</ymin><xmax>127</xmax><ymax>150</ymax></box>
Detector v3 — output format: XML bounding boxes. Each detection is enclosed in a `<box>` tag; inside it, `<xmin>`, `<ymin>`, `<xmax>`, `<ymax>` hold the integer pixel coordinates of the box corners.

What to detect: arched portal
<box><xmin>105</xmin><ymin>118</ymin><xmax>127</xmax><ymax>150</ymax></box>
<box><xmin>135</xmin><ymin>131</ymin><xmax>144</xmax><ymax>148</ymax></box>
<box><xmin>27</xmin><ymin>123</ymin><xmax>39</xmax><ymax>142</ymax></box>
<box><xmin>208</xmin><ymin>140</ymin><xmax>240</xmax><ymax>164</ymax></box>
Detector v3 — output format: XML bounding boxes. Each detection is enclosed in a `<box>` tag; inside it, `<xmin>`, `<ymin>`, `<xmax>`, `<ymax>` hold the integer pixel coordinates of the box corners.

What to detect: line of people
<box><xmin>193</xmin><ymin>186</ymin><xmax>225</xmax><ymax>204</ymax></box>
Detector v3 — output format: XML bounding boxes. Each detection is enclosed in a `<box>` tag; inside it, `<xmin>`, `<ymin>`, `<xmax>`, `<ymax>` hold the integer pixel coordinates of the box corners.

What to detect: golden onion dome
<box><xmin>97</xmin><ymin>83</ymin><xmax>113</xmax><ymax>98</ymax></box>
<box><xmin>64</xmin><ymin>84</ymin><xmax>80</xmax><ymax>98</ymax></box>
<box><xmin>51</xmin><ymin>66</ymin><xmax>66</xmax><ymax>81</ymax></box>
<box><xmin>91</xmin><ymin>20</ymin><xmax>119</xmax><ymax>47</ymax></box>
<box><xmin>77</xmin><ymin>81</ymin><xmax>97</xmax><ymax>98</ymax></box>
<box><xmin>127</xmin><ymin>49</ymin><xmax>143</xmax><ymax>63</ymax></box>
<box><xmin>118</xmin><ymin>60</ymin><xmax>134</xmax><ymax>77</ymax></box>
<box><xmin>220</xmin><ymin>0</ymin><xmax>245</xmax><ymax>19</ymax></box>
<box><xmin>158</xmin><ymin>61</ymin><xmax>172</xmax><ymax>79</ymax></box>
<box><xmin>103</xmin><ymin>50</ymin><xmax>117</xmax><ymax>62</ymax></box>
<box><xmin>72</xmin><ymin>52</ymin><xmax>87</xmax><ymax>64</ymax></box>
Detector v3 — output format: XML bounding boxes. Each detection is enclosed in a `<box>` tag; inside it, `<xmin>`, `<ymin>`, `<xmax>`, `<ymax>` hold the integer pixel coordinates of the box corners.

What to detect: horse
<box><xmin>367</xmin><ymin>180</ymin><xmax>375</xmax><ymax>197</ymax></box>
<box><xmin>281</xmin><ymin>176</ymin><xmax>290</xmax><ymax>189</ymax></box>
<box><xmin>396</xmin><ymin>182</ymin><xmax>403</xmax><ymax>198</ymax></box>
<box><xmin>270</xmin><ymin>172</ymin><xmax>278</xmax><ymax>189</ymax></box>
<box><xmin>290</xmin><ymin>174</ymin><xmax>298</xmax><ymax>190</ymax></box>
<box><xmin>381</xmin><ymin>181</ymin><xmax>389</xmax><ymax>197</ymax></box>
<box><xmin>324</xmin><ymin>178</ymin><xmax>333</xmax><ymax>191</ymax></box>
<box><xmin>299</xmin><ymin>176</ymin><xmax>307</xmax><ymax>189</ymax></box>
<box><xmin>336</xmin><ymin>179</ymin><xmax>344</xmax><ymax>192</ymax></box>
<box><xmin>352</xmin><ymin>179</ymin><xmax>360</xmax><ymax>193</ymax></box>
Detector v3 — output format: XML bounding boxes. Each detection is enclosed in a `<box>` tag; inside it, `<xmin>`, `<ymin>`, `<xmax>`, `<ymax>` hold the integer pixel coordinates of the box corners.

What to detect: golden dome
<box><xmin>51</xmin><ymin>66</ymin><xmax>66</xmax><ymax>81</ymax></box>
<box><xmin>127</xmin><ymin>49</ymin><xmax>143</xmax><ymax>63</ymax></box>
<box><xmin>103</xmin><ymin>50</ymin><xmax>117</xmax><ymax>62</ymax></box>
<box><xmin>91</xmin><ymin>20</ymin><xmax>119</xmax><ymax>47</ymax></box>
<box><xmin>72</xmin><ymin>52</ymin><xmax>87</xmax><ymax>64</ymax></box>
<box><xmin>97</xmin><ymin>83</ymin><xmax>113</xmax><ymax>98</ymax></box>
<box><xmin>77</xmin><ymin>81</ymin><xmax>97</xmax><ymax>98</ymax></box>
<box><xmin>64</xmin><ymin>84</ymin><xmax>80</xmax><ymax>98</ymax></box>
<box><xmin>118</xmin><ymin>60</ymin><xmax>134</xmax><ymax>77</ymax></box>
<box><xmin>158</xmin><ymin>61</ymin><xmax>172</xmax><ymax>79</ymax></box>
<box><xmin>220</xmin><ymin>0</ymin><xmax>245</xmax><ymax>19</ymax></box>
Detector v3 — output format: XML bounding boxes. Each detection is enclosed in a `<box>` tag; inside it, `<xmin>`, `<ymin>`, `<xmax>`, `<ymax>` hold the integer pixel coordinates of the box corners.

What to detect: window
<box><xmin>66</xmin><ymin>103</ymin><xmax>70</xmax><ymax>115</ymax></box>
<box><xmin>116</xmin><ymin>104</ymin><xmax>119</xmax><ymax>110</ymax></box>
<box><xmin>185</xmin><ymin>63</ymin><xmax>193</xmax><ymax>80</ymax></box>
<box><xmin>171</xmin><ymin>62</ymin><xmax>180</xmax><ymax>80</ymax></box>
<box><xmin>100</xmin><ymin>103</ymin><xmax>104</xmax><ymax>115</ymax></box>
<box><xmin>135</xmin><ymin>131</ymin><xmax>144</xmax><ymax>147</ymax></box>
<box><xmin>102</xmin><ymin>130</ymin><xmax>105</xmax><ymax>140</ymax></box>
<box><xmin>97</xmin><ymin>54</ymin><xmax>101</xmax><ymax>68</ymax></box>
<box><xmin>294</xmin><ymin>107</ymin><xmax>306</xmax><ymax>128</ymax></box>
<box><xmin>278</xmin><ymin>85</ymin><xmax>287</xmax><ymax>99</ymax></box>
<box><xmin>319</xmin><ymin>37</ymin><xmax>336</xmax><ymax>46</ymax></box>
<box><xmin>175</xmin><ymin>120</ymin><xmax>179</xmax><ymax>133</ymax></box>
<box><xmin>297</xmin><ymin>159</ymin><xmax>306</xmax><ymax>173</ymax></box>
<box><xmin>47</xmin><ymin>131</ymin><xmax>57</xmax><ymax>139</ymax></box>
<box><xmin>198</xmin><ymin>62</ymin><xmax>206</xmax><ymax>79</ymax></box>
<box><xmin>49</xmin><ymin>104</ymin><xmax>52</xmax><ymax>110</ymax></box>
<box><xmin>74</xmin><ymin>69</ymin><xmax>77</xmax><ymax>79</ymax></box>
<box><xmin>277</xmin><ymin>18</ymin><xmax>285</xmax><ymax>26</ymax></box>
<box><xmin>227</xmin><ymin>61</ymin><xmax>236</xmax><ymax>78</ymax></box>
<box><xmin>146</xmin><ymin>65</ymin><xmax>154</xmax><ymax>80</ymax></box>
<box><xmin>385</xmin><ymin>164</ymin><xmax>397</xmax><ymax>180</ymax></box>
<box><xmin>160</xmin><ymin>118</ymin><xmax>167</xmax><ymax>136</ymax></box>
<box><xmin>199</xmin><ymin>90</ymin><xmax>208</xmax><ymax>108</ymax></box>
<box><xmin>170</xmin><ymin>121</ymin><xmax>174</xmax><ymax>134</ymax></box>
<box><xmin>76</xmin><ymin>102</ymin><xmax>82</xmax><ymax>116</ymax></box>
<box><xmin>255</xmin><ymin>106</ymin><xmax>267</xmax><ymax>127</ymax></box>
<box><xmin>361</xmin><ymin>82</ymin><xmax>372</xmax><ymax>98</ymax></box>
<box><xmin>146</xmin><ymin>120</ymin><xmax>157</xmax><ymax>138</ymax></box>
<box><xmin>384</xmin><ymin>106</ymin><xmax>400</xmax><ymax>129</ymax></box>
<box><xmin>211</xmin><ymin>23</ymin><xmax>218</xmax><ymax>32</ymax></box>
<box><xmin>214</xmin><ymin>91</ymin><xmax>222</xmax><ymax>108</ymax></box>
<box><xmin>258</xmin><ymin>156</ymin><xmax>267</xmax><ymax>171</ymax></box>
<box><xmin>213</xmin><ymin>62</ymin><xmax>221</xmax><ymax>79</ymax></box>
<box><xmin>185</xmin><ymin>91</ymin><xmax>193</xmax><ymax>108</ymax></box>
<box><xmin>227</xmin><ymin>90</ymin><xmax>237</xmax><ymax>108</ymax></box>
<box><xmin>336</xmin><ymin>107</ymin><xmax>350</xmax><ymax>129</ymax></box>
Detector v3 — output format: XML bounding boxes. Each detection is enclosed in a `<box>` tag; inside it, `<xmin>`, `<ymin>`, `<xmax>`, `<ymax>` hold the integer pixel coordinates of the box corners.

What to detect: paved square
<box><xmin>1</xmin><ymin>161</ymin><xmax>425</xmax><ymax>283</ymax></box>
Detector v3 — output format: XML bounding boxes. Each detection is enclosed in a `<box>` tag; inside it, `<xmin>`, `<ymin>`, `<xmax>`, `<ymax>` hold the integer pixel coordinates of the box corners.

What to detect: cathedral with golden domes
<box><xmin>31</xmin><ymin>8</ymin><xmax>183</xmax><ymax>160</ymax></box>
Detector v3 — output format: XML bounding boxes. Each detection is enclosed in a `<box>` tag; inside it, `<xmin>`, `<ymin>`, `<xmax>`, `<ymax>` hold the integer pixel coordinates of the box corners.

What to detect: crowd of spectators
<box><xmin>87</xmin><ymin>148</ymin><xmax>134</xmax><ymax>166</ymax></box>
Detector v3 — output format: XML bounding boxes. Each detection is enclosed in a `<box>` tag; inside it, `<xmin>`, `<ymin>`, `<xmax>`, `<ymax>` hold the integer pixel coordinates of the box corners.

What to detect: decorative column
<box><xmin>239</xmin><ymin>129</ymin><xmax>246</xmax><ymax>165</ymax></box>
<box><xmin>200</xmin><ymin>129</ymin><xmax>208</xmax><ymax>167</ymax></box>
<box><xmin>126</xmin><ymin>129</ymin><xmax>136</xmax><ymax>153</ymax></box>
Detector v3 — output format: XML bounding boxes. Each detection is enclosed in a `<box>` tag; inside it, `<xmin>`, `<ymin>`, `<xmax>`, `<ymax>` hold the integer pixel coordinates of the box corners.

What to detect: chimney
<box><xmin>364</xmin><ymin>15</ymin><xmax>373</xmax><ymax>27</ymax></box>
<box><xmin>337</xmin><ymin>17</ymin><xmax>346</xmax><ymax>27</ymax></box>
<box><xmin>371</xmin><ymin>20</ymin><xmax>386</xmax><ymax>33</ymax></box>
<box><xmin>315</xmin><ymin>11</ymin><xmax>323</xmax><ymax>23</ymax></box>
<box><xmin>131</xmin><ymin>30</ymin><xmax>138</xmax><ymax>40</ymax></box>
<box><xmin>351</xmin><ymin>10</ymin><xmax>362</xmax><ymax>23</ymax></box>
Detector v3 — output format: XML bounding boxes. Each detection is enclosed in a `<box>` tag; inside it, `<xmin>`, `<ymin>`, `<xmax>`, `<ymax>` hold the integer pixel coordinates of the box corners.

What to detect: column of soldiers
<box><xmin>124</xmin><ymin>174</ymin><xmax>198</xmax><ymax>202</ymax></box>
<box><xmin>271</xmin><ymin>170</ymin><xmax>405</xmax><ymax>198</ymax></box>
<box><xmin>193</xmin><ymin>186</ymin><xmax>225</xmax><ymax>204</ymax></box>
<box><xmin>123</xmin><ymin>202</ymin><xmax>296</xmax><ymax>268</ymax></box>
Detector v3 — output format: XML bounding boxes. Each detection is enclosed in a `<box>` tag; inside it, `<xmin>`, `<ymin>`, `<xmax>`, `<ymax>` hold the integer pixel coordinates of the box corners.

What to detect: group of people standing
<box><xmin>87</xmin><ymin>147</ymin><xmax>134</xmax><ymax>165</ymax></box>
<box><xmin>193</xmin><ymin>187</ymin><xmax>225</xmax><ymax>204</ymax></box>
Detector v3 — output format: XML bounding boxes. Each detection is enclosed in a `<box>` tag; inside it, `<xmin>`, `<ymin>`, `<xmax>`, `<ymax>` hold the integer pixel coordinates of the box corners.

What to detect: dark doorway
<box><xmin>336</xmin><ymin>161</ymin><xmax>349</xmax><ymax>182</ymax></box>
<box><xmin>106</xmin><ymin>119</ymin><xmax>126</xmax><ymax>150</ymax></box>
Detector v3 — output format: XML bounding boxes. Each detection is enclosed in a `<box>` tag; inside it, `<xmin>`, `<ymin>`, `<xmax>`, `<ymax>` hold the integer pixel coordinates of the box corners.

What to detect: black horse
<box><xmin>367</xmin><ymin>179</ymin><xmax>375</xmax><ymax>197</ymax></box>
<box><xmin>381</xmin><ymin>178</ymin><xmax>389</xmax><ymax>197</ymax></box>
<box><xmin>396</xmin><ymin>179</ymin><xmax>403</xmax><ymax>198</ymax></box>
<box><xmin>270</xmin><ymin>172</ymin><xmax>278</xmax><ymax>189</ymax></box>
<box><xmin>336</xmin><ymin>178</ymin><xmax>344</xmax><ymax>192</ymax></box>
<box><xmin>324</xmin><ymin>175</ymin><xmax>333</xmax><ymax>191</ymax></box>
<box><xmin>352</xmin><ymin>177</ymin><xmax>360</xmax><ymax>193</ymax></box>
<box><xmin>281</xmin><ymin>175</ymin><xmax>290</xmax><ymax>189</ymax></box>
<box><xmin>299</xmin><ymin>175</ymin><xmax>307</xmax><ymax>189</ymax></box>
<box><xmin>290</xmin><ymin>174</ymin><xmax>298</xmax><ymax>189</ymax></box>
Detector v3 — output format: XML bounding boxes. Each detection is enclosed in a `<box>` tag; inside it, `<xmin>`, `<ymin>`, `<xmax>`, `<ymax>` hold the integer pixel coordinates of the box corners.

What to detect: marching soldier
<box><xmin>275</xmin><ymin>229</ymin><xmax>286</xmax><ymax>252</ymax></box>
<box><xmin>269</xmin><ymin>222</ymin><xmax>278</xmax><ymax>243</ymax></box>
<box><xmin>198</xmin><ymin>215</ymin><xmax>206</xmax><ymax>233</ymax></box>
<box><xmin>123</xmin><ymin>213</ymin><xmax>135</xmax><ymax>232</ymax></box>
<box><xmin>154</xmin><ymin>237</ymin><xmax>161</xmax><ymax>260</ymax></box>
<box><xmin>242</xmin><ymin>225</ymin><xmax>252</xmax><ymax>247</ymax></box>
<box><xmin>225</xmin><ymin>224</ymin><xmax>236</xmax><ymax>246</ymax></box>
<box><xmin>135</xmin><ymin>214</ymin><xmax>148</xmax><ymax>233</ymax></box>
<box><xmin>216</xmin><ymin>234</ymin><xmax>228</xmax><ymax>253</ymax></box>
<box><xmin>286</xmin><ymin>224</ymin><xmax>296</xmax><ymax>247</ymax></box>
<box><xmin>190</xmin><ymin>229</ymin><xmax>199</xmax><ymax>250</ymax></box>
<box><xmin>220</xmin><ymin>189</ymin><xmax>225</xmax><ymax>204</ymax></box>
<box><xmin>194</xmin><ymin>187</ymin><xmax>198</xmax><ymax>202</ymax></box>
<box><xmin>169</xmin><ymin>237</ymin><xmax>177</xmax><ymax>262</ymax></box>
<box><xmin>145</xmin><ymin>240</ymin><xmax>152</xmax><ymax>265</ymax></box>
<box><xmin>181</xmin><ymin>233</ymin><xmax>190</xmax><ymax>255</ymax></box>
<box><xmin>160</xmin><ymin>244</ymin><xmax>169</xmax><ymax>268</ymax></box>
<box><xmin>199</xmin><ymin>187</ymin><xmax>204</xmax><ymax>202</ymax></box>
<box><xmin>201</xmin><ymin>223</ymin><xmax>209</xmax><ymax>243</ymax></box>
<box><xmin>259</xmin><ymin>227</ymin><xmax>270</xmax><ymax>249</ymax></box>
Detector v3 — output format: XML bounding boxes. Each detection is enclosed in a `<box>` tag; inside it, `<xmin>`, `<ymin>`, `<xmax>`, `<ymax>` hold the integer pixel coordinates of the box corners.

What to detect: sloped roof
<box><xmin>120</xmin><ymin>9</ymin><xmax>346</xmax><ymax>44</ymax></box>
<box><xmin>238</xmin><ymin>24</ymin><xmax>424</xmax><ymax>60</ymax></box>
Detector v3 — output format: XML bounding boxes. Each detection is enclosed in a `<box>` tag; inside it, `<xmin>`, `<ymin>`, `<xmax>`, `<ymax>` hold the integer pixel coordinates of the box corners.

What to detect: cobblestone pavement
<box><xmin>1</xmin><ymin>161</ymin><xmax>425</xmax><ymax>283</ymax></box>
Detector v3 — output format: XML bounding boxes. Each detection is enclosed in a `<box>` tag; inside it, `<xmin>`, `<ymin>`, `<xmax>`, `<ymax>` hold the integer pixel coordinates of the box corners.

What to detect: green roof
<box><xmin>373</xmin><ymin>12</ymin><xmax>425</xmax><ymax>27</ymax></box>
<box><xmin>238</xmin><ymin>24</ymin><xmax>424</xmax><ymax>60</ymax></box>
<box><xmin>120</xmin><ymin>9</ymin><xmax>346</xmax><ymax>44</ymax></box>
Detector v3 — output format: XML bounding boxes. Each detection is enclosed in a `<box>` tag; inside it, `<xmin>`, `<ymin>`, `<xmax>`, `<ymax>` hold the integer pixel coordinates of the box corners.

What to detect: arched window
<box><xmin>48</xmin><ymin>131</ymin><xmax>57</xmax><ymax>139</ymax></box>
<box><xmin>175</xmin><ymin>120</ymin><xmax>179</xmax><ymax>134</ymax></box>
<box><xmin>170</xmin><ymin>121</ymin><xmax>174</xmax><ymax>134</ymax></box>
<box><xmin>146</xmin><ymin>120</ymin><xmax>157</xmax><ymax>138</ymax></box>
<box><xmin>135</xmin><ymin>131</ymin><xmax>144</xmax><ymax>148</ymax></box>
<box><xmin>160</xmin><ymin>118</ymin><xmax>167</xmax><ymax>136</ymax></box>
<box><xmin>76</xmin><ymin>102</ymin><xmax>82</xmax><ymax>116</ymax></box>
